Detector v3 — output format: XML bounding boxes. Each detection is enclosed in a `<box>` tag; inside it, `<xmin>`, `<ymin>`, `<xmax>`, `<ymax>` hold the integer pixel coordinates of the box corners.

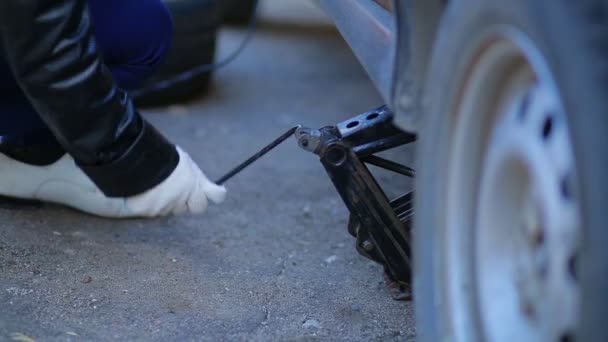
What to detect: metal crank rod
<box><xmin>215</xmin><ymin>126</ymin><xmax>301</xmax><ymax>185</ymax></box>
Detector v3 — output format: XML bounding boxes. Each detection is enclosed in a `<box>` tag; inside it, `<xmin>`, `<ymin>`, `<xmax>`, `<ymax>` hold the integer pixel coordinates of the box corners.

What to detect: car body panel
<box><xmin>317</xmin><ymin>0</ymin><xmax>444</xmax><ymax>133</ymax></box>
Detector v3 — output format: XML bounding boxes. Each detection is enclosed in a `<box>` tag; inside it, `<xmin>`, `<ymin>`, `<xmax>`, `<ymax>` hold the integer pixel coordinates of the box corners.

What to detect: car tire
<box><xmin>134</xmin><ymin>0</ymin><xmax>220</xmax><ymax>107</ymax></box>
<box><xmin>221</xmin><ymin>0</ymin><xmax>257</xmax><ymax>25</ymax></box>
<box><xmin>413</xmin><ymin>0</ymin><xmax>608</xmax><ymax>341</ymax></box>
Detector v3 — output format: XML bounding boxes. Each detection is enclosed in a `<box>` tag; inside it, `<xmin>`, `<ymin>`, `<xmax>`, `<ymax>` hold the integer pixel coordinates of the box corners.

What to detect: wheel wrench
<box><xmin>215</xmin><ymin>126</ymin><xmax>301</xmax><ymax>185</ymax></box>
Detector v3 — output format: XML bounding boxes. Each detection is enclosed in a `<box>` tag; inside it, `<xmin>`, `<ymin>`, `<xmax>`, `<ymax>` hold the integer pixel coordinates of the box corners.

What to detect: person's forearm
<box><xmin>0</xmin><ymin>0</ymin><xmax>133</xmax><ymax>164</ymax></box>
<box><xmin>0</xmin><ymin>0</ymin><xmax>178</xmax><ymax>197</ymax></box>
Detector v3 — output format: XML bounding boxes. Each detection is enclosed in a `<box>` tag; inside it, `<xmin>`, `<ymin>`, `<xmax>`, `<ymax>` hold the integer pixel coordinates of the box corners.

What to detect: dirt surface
<box><xmin>0</xmin><ymin>4</ymin><xmax>415</xmax><ymax>341</ymax></box>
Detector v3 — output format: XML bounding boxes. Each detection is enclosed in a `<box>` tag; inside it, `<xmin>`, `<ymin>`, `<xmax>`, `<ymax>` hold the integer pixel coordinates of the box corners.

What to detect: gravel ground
<box><xmin>0</xmin><ymin>3</ymin><xmax>415</xmax><ymax>341</ymax></box>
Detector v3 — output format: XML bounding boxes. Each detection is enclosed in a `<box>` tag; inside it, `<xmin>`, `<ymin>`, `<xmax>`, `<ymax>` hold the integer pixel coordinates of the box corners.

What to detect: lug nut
<box><xmin>522</xmin><ymin>203</ymin><xmax>544</xmax><ymax>248</ymax></box>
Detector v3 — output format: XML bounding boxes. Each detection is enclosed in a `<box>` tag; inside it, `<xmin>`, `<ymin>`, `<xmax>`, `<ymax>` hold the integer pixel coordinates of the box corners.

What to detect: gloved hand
<box><xmin>0</xmin><ymin>146</ymin><xmax>226</xmax><ymax>218</ymax></box>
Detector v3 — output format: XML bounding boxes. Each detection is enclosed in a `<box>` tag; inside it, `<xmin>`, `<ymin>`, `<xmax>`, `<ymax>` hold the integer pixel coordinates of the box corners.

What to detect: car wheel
<box><xmin>414</xmin><ymin>0</ymin><xmax>608</xmax><ymax>341</ymax></box>
<box><xmin>134</xmin><ymin>0</ymin><xmax>220</xmax><ymax>107</ymax></box>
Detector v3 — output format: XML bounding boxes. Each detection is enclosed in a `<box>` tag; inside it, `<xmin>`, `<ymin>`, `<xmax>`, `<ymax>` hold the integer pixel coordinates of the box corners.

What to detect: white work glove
<box><xmin>0</xmin><ymin>146</ymin><xmax>226</xmax><ymax>218</ymax></box>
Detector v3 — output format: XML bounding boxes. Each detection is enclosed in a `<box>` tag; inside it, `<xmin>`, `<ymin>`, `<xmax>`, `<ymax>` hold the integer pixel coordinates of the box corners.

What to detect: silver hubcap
<box><xmin>442</xmin><ymin>30</ymin><xmax>581</xmax><ymax>341</ymax></box>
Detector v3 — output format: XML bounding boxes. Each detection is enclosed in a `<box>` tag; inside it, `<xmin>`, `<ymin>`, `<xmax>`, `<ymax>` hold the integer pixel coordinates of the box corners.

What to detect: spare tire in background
<box><xmin>221</xmin><ymin>0</ymin><xmax>257</xmax><ymax>25</ymax></box>
<box><xmin>134</xmin><ymin>0</ymin><xmax>220</xmax><ymax>107</ymax></box>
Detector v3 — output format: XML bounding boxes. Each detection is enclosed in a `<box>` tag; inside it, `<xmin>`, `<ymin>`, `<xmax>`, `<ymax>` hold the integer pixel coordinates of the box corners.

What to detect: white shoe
<box><xmin>0</xmin><ymin>146</ymin><xmax>226</xmax><ymax>218</ymax></box>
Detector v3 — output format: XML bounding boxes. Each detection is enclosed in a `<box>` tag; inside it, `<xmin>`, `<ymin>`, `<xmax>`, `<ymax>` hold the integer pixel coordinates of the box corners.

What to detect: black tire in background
<box><xmin>221</xmin><ymin>0</ymin><xmax>257</xmax><ymax>25</ymax></box>
<box><xmin>134</xmin><ymin>0</ymin><xmax>220</xmax><ymax>107</ymax></box>
<box><xmin>414</xmin><ymin>0</ymin><xmax>608</xmax><ymax>341</ymax></box>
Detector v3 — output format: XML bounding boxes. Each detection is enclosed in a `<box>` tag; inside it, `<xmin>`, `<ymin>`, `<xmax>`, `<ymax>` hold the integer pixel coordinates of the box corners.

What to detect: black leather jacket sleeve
<box><xmin>0</xmin><ymin>0</ymin><xmax>179</xmax><ymax>197</ymax></box>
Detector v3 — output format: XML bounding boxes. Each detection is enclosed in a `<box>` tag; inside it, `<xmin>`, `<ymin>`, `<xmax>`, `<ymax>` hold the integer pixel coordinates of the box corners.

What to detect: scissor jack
<box><xmin>216</xmin><ymin>106</ymin><xmax>415</xmax><ymax>299</ymax></box>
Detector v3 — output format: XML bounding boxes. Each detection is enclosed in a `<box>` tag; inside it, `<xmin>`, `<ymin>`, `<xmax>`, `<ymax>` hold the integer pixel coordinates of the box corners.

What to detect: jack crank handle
<box><xmin>215</xmin><ymin>126</ymin><xmax>301</xmax><ymax>185</ymax></box>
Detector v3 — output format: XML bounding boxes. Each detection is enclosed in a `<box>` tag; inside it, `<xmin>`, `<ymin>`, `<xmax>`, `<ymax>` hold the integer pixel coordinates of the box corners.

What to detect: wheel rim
<box><xmin>442</xmin><ymin>28</ymin><xmax>581</xmax><ymax>341</ymax></box>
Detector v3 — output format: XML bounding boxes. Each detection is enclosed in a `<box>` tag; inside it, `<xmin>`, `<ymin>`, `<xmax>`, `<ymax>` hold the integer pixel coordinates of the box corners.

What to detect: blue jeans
<box><xmin>0</xmin><ymin>0</ymin><xmax>173</xmax><ymax>144</ymax></box>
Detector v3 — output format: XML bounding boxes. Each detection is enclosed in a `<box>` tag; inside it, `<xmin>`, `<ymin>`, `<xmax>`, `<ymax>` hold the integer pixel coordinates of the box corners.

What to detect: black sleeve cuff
<box><xmin>78</xmin><ymin>121</ymin><xmax>179</xmax><ymax>198</ymax></box>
